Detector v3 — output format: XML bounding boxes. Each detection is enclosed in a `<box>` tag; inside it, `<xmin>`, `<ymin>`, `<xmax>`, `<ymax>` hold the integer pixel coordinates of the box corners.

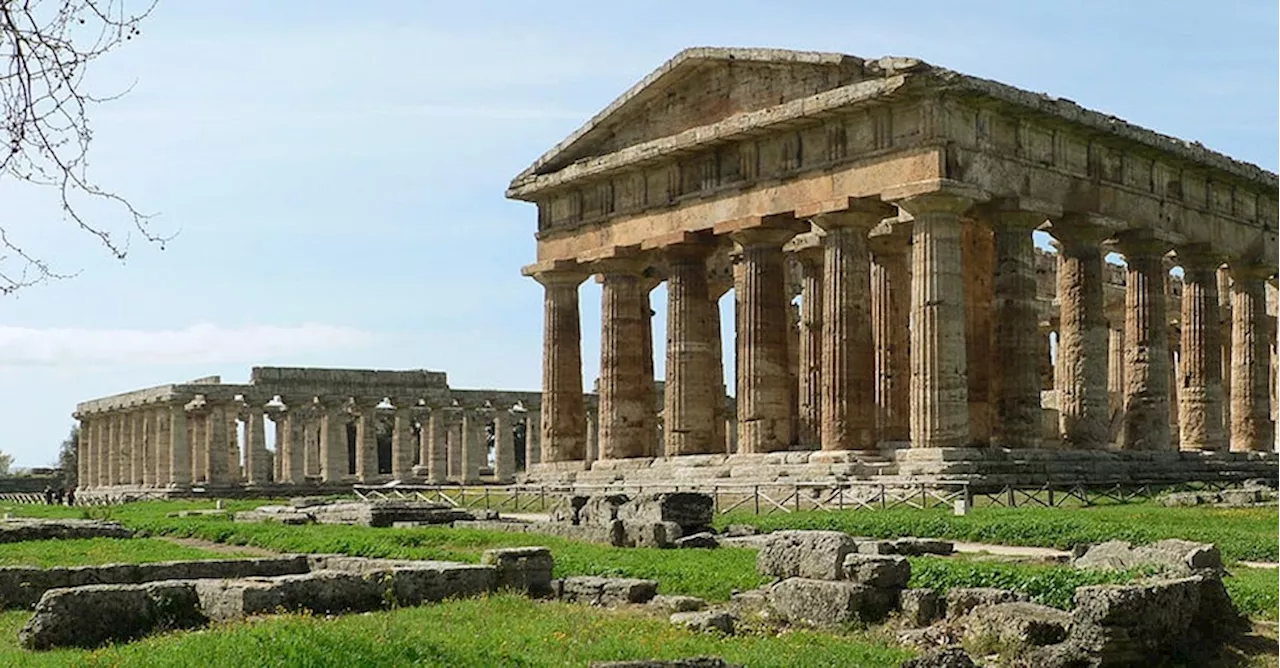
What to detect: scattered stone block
<box><xmin>622</xmin><ymin>520</ymin><xmax>682</xmax><ymax>548</ymax></box>
<box><xmin>670</xmin><ymin>610</ymin><xmax>735</xmax><ymax>635</ymax></box>
<box><xmin>944</xmin><ymin>587</ymin><xmax>1027</xmax><ymax>619</ymax></box>
<box><xmin>20</xmin><ymin>581</ymin><xmax>207</xmax><ymax>650</ymax></box>
<box><xmin>676</xmin><ymin>532</ymin><xmax>719</xmax><ymax>549</ymax></box>
<box><xmin>768</xmin><ymin>577</ymin><xmax>896</xmax><ymax>626</ymax></box>
<box><xmin>1073</xmin><ymin>539</ymin><xmax>1222</xmax><ymax>574</ymax></box>
<box><xmin>723</xmin><ymin>524</ymin><xmax>759</xmax><ymax>537</ymax></box>
<box><xmin>898</xmin><ymin>647</ymin><xmax>976</xmax><ymax>668</ymax></box>
<box><xmin>888</xmin><ymin>538</ymin><xmax>954</xmax><ymax>556</ymax></box>
<box><xmin>615</xmin><ymin>492</ymin><xmax>714</xmax><ymax>532</ymax></box>
<box><xmin>480</xmin><ymin>547</ymin><xmax>553</xmax><ymax>597</ymax></box>
<box><xmin>558</xmin><ymin>576</ymin><xmax>658</xmax><ymax>606</ymax></box>
<box><xmin>898</xmin><ymin>588</ymin><xmax>942</xmax><ymax>627</ymax></box>
<box><xmin>580</xmin><ymin>494</ymin><xmax>631</xmax><ymax>527</ymax></box>
<box><xmin>718</xmin><ymin>535</ymin><xmax>769</xmax><ymax>549</ymax></box>
<box><xmin>842</xmin><ymin>554</ymin><xmax>910</xmax><ymax>588</ymax></box>
<box><xmin>758</xmin><ymin>531</ymin><xmax>860</xmax><ymax>580</ymax></box>
<box><xmin>649</xmin><ymin>595</ymin><xmax>707</xmax><ymax>613</ymax></box>
<box><xmin>0</xmin><ymin>519</ymin><xmax>133</xmax><ymax>544</ymax></box>
<box><xmin>960</xmin><ymin>601</ymin><xmax>1070</xmax><ymax>647</ymax></box>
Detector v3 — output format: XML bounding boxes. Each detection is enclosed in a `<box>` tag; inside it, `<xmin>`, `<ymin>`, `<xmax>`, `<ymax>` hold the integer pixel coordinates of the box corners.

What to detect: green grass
<box><xmin>717</xmin><ymin>504</ymin><xmax>1279</xmax><ymax>563</ymax></box>
<box><xmin>1224</xmin><ymin>567</ymin><xmax>1280</xmax><ymax>622</ymax></box>
<box><xmin>0</xmin><ymin>593</ymin><xmax>911</xmax><ymax>667</ymax></box>
<box><xmin>0</xmin><ymin>537</ymin><xmax>254</xmax><ymax>568</ymax></box>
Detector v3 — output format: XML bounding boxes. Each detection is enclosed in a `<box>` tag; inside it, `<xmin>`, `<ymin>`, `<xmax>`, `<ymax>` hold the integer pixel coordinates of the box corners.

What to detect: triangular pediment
<box><xmin>517</xmin><ymin>47</ymin><xmax>869</xmax><ymax>180</ymax></box>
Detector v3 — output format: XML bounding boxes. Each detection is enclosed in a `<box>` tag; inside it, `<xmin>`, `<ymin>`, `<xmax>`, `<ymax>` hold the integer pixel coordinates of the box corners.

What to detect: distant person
<box><xmin>54</xmin><ymin>488</ymin><xmax>65</xmax><ymax>505</ymax></box>
<box><xmin>42</xmin><ymin>486</ymin><xmax>53</xmax><ymax>505</ymax></box>
<box><xmin>66</xmin><ymin>487</ymin><xmax>76</xmax><ymax>506</ymax></box>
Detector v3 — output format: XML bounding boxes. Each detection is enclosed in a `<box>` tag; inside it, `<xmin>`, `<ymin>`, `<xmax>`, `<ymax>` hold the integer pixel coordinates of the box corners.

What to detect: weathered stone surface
<box><xmin>676</xmin><ymin>532</ymin><xmax>719</xmax><ymax>549</ymax></box>
<box><xmin>719</xmin><ymin>535</ymin><xmax>770</xmax><ymax>549</ymax></box>
<box><xmin>580</xmin><ymin>494</ymin><xmax>631</xmax><ymax>526</ymax></box>
<box><xmin>723</xmin><ymin>524</ymin><xmax>759</xmax><ymax>537</ymax></box>
<box><xmin>20</xmin><ymin>581</ymin><xmax>207</xmax><ymax>650</ymax></box>
<box><xmin>842</xmin><ymin>554</ymin><xmax>910</xmax><ymax>588</ymax></box>
<box><xmin>194</xmin><ymin>571</ymin><xmax>383</xmax><ymax>621</ymax></box>
<box><xmin>898</xmin><ymin>588</ymin><xmax>942</xmax><ymax>627</ymax></box>
<box><xmin>1073</xmin><ymin>539</ymin><xmax>1222</xmax><ymax>574</ymax></box>
<box><xmin>960</xmin><ymin>601</ymin><xmax>1070</xmax><ymax>647</ymax></box>
<box><xmin>898</xmin><ymin>647</ymin><xmax>976</xmax><ymax>668</ymax></box>
<box><xmin>528</xmin><ymin>520</ymin><xmax>627</xmax><ymax>547</ymax></box>
<box><xmin>887</xmin><ymin>538</ymin><xmax>954</xmax><ymax>556</ymax></box>
<box><xmin>944</xmin><ymin>587</ymin><xmax>1027</xmax><ymax>619</ymax></box>
<box><xmin>590</xmin><ymin>658</ymin><xmax>739</xmax><ymax>668</ymax></box>
<box><xmin>758</xmin><ymin>530</ymin><xmax>859</xmax><ymax>580</ymax></box>
<box><xmin>670</xmin><ymin>610</ymin><xmax>735</xmax><ymax>634</ymax></box>
<box><xmin>615</xmin><ymin>492</ymin><xmax>714</xmax><ymax>531</ymax></box>
<box><xmin>768</xmin><ymin>577</ymin><xmax>896</xmax><ymax>626</ymax></box>
<box><xmin>622</xmin><ymin>520</ymin><xmax>682</xmax><ymax>548</ymax></box>
<box><xmin>649</xmin><ymin>594</ymin><xmax>707</xmax><ymax>613</ymax></box>
<box><xmin>0</xmin><ymin>519</ymin><xmax>132</xmax><ymax>544</ymax></box>
<box><xmin>480</xmin><ymin>547</ymin><xmax>554</xmax><ymax>597</ymax></box>
<box><xmin>1069</xmin><ymin>576</ymin><xmax>1204</xmax><ymax>665</ymax></box>
<box><xmin>557</xmin><ymin>576</ymin><xmax>658</xmax><ymax>606</ymax></box>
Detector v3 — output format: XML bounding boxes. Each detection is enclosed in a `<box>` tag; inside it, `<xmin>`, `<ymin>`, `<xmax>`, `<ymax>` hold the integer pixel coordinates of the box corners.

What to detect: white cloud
<box><xmin>0</xmin><ymin>323</ymin><xmax>375</xmax><ymax>367</ymax></box>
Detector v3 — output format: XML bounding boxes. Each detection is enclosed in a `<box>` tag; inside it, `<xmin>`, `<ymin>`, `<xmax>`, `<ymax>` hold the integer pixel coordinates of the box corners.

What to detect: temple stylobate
<box><xmin>508</xmin><ymin>47</ymin><xmax>1279</xmax><ymax>486</ymax></box>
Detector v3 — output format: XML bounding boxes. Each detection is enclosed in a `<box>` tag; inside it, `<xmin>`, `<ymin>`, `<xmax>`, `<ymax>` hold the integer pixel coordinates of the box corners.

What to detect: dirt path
<box><xmin>951</xmin><ymin>541</ymin><xmax>1072</xmax><ymax>560</ymax></box>
<box><xmin>161</xmin><ymin>536</ymin><xmax>279</xmax><ymax>558</ymax></box>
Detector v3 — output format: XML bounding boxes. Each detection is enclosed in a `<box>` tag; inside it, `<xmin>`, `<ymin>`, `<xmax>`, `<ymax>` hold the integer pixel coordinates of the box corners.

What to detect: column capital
<box><xmin>729</xmin><ymin>226</ymin><xmax>798</xmax><ymax>249</ymax></box>
<box><xmin>391</xmin><ymin>396</ymin><xmax>420</xmax><ymax>410</ymax></box>
<box><xmin>524</xmin><ymin>261</ymin><xmax>589</xmax><ymax>287</ymax></box>
<box><xmin>1049</xmin><ymin>214</ymin><xmax>1114</xmax><ymax>248</ymax></box>
<box><xmin>590</xmin><ymin>256</ymin><xmax>649</xmax><ymax>277</ymax></box>
<box><xmin>1226</xmin><ymin>260</ymin><xmax>1276</xmax><ymax>282</ymax></box>
<box><xmin>799</xmin><ymin>196</ymin><xmax>896</xmax><ymax>230</ymax></box>
<box><xmin>1175</xmin><ymin>243</ymin><xmax>1225</xmax><ymax>270</ymax></box>
<box><xmin>277</xmin><ymin>395</ymin><xmax>313</xmax><ymax>410</ymax></box>
<box><xmin>317</xmin><ymin>395</ymin><xmax>350</xmax><ymax>410</ymax></box>
<box><xmin>974</xmin><ymin>197</ymin><xmax>1060</xmax><ymax>229</ymax></box>
<box><xmin>1111</xmin><ymin>229</ymin><xmax>1172</xmax><ymax>259</ymax></box>
<box><xmin>353</xmin><ymin>396</ymin><xmax>384</xmax><ymax>410</ymax></box>
<box><xmin>881</xmin><ymin>179</ymin><xmax>988</xmax><ymax>215</ymax></box>
<box><xmin>867</xmin><ymin>218</ymin><xmax>912</xmax><ymax>256</ymax></box>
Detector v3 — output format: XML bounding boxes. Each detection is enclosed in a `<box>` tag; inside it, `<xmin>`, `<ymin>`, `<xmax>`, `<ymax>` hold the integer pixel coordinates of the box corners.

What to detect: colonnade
<box><xmin>529</xmin><ymin>189</ymin><xmax>1278</xmax><ymax>466</ymax></box>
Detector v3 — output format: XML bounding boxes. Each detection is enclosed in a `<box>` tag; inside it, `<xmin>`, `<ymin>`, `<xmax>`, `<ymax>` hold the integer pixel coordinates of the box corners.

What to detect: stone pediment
<box><xmin>516</xmin><ymin>47</ymin><xmax>868</xmax><ymax>180</ymax></box>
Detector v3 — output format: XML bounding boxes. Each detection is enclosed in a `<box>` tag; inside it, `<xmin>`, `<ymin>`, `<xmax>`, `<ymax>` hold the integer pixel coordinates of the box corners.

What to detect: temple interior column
<box><xmin>1177</xmin><ymin>246</ymin><xmax>1226</xmax><ymax>451</ymax></box>
<box><xmin>1052</xmin><ymin>221</ymin><xmax>1110</xmax><ymax>449</ymax></box>
<box><xmin>795</xmin><ymin>245</ymin><xmax>823</xmax><ymax>446</ymax></box>
<box><xmin>961</xmin><ymin>218</ymin><xmax>995</xmax><ymax>445</ymax></box>
<box><xmin>269</xmin><ymin>409</ymin><xmax>287</xmax><ymax>483</ymax></box>
<box><xmin>354</xmin><ymin>398</ymin><xmax>380</xmax><ymax>482</ymax></box>
<box><xmin>190</xmin><ymin>408</ymin><xmax>207</xmax><ymax>483</ymax></box>
<box><xmin>391</xmin><ymin>399</ymin><xmax>414</xmax><ymax>480</ymax></box>
<box><xmin>708</xmin><ymin>255</ymin><xmax>734</xmax><ymax>456</ymax></box>
<box><xmin>885</xmin><ymin>183</ymin><xmax>981</xmax><ymax>448</ymax></box>
<box><xmin>596</xmin><ymin>258</ymin><xmax>653</xmax><ymax>460</ymax></box>
<box><xmin>1114</xmin><ymin>233</ymin><xmax>1172</xmax><ymax>450</ymax></box>
<box><xmin>139</xmin><ymin>409</ymin><xmax>156</xmax><ymax>487</ymax></box>
<box><xmin>244</xmin><ymin>400</ymin><xmax>269</xmax><ymax>485</ymax></box>
<box><xmin>585</xmin><ymin>408</ymin><xmax>599</xmax><ymax>465</ymax></box>
<box><xmin>154</xmin><ymin>406</ymin><xmax>171</xmax><ymax>486</ymax></box>
<box><xmin>168</xmin><ymin>400</ymin><xmax>189</xmax><ymax>488</ymax></box>
<box><xmin>986</xmin><ymin>204</ymin><xmax>1049</xmax><ymax>448</ymax></box>
<box><xmin>494</xmin><ymin>410</ymin><xmax>515</xmax><ymax>481</ymax></box>
<box><xmin>730</xmin><ymin>226</ymin><xmax>800</xmax><ymax>453</ymax></box>
<box><xmin>525</xmin><ymin>409</ymin><xmax>541</xmax><ymax>466</ymax></box>
<box><xmin>1228</xmin><ymin>263</ymin><xmax>1275</xmax><ymax>451</ymax></box>
<box><xmin>639</xmin><ymin>274</ymin><xmax>660</xmax><ymax>458</ymax></box>
<box><xmin>528</xmin><ymin>267</ymin><xmax>588</xmax><ymax>463</ymax></box>
<box><xmin>663</xmin><ymin>240</ymin><xmax>719</xmax><ymax>456</ymax></box>
<box><xmin>869</xmin><ymin>220</ymin><xmax>912</xmax><ymax>445</ymax></box>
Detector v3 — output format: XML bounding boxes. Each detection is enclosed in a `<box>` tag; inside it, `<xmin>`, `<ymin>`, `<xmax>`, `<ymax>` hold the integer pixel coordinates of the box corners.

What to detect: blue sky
<box><xmin>0</xmin><ymin>0</ymin><xmax>1275</xmax><ymax>467</ymax></box>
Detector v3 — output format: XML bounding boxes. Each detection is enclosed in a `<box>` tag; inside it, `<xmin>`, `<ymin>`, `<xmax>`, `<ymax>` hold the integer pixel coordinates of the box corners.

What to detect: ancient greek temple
<box><xmin>73</xmin><ymin>367</ymin><xmax>559</xmax><ymax>494</ymax></box>
<box><xmin>508</xmin><ymin>48</ymin><xmax>1279</xmax><ymax>486</ymax></box>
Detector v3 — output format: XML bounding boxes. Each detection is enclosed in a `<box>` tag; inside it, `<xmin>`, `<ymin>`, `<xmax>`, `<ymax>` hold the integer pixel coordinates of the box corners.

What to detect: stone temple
<box><xmin>505</xmin><ymin>47</ymin><xmax>1279</xmax><ymax>487</ymax></box>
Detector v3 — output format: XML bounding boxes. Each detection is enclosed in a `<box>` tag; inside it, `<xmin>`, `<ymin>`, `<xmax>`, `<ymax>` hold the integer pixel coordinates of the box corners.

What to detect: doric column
<box><xmin>103</xmin><ymin>414</ymin><xmax>116</xmax><ymax>486</ymax></box>
<box><xmin>884</xmin><ymin>182</ymin><xmax>983</xmax><ymax>447</ymax></box>
<box><xmin>730</xmin><ymin>226</ymin><xmax>800</xmax><ymax>453</ymax></box>
<box><xmin>354</xmin><ymin>398</ymin><xmax>381</xmax><ymax>482</ymax></box>
<box><xmin>153</xmin><ymin>406</ymin><xmax>171</xmax><ymax>486</ymax></box>
<box><xmin>429</xmin><ymin>408</ymin><xmax>451</xmax><ymax>483</ymax></box>
<box><xmin>585</xmin><ymin>408</ymin><xmax>598</xmax><ymax>464</ymax></box>
<box><xmin>524</xmin><ymin>409</ymin><xmax>541</xmax><ymax>466</ymax></box>
<box><xmin>319</xmin><ymin>397</ymin><xmax>349</xmax><ymax>482</ymax></box>
<box><xmin>1228</xmin><ymin>262</ymin><xmax>1275</xmax><ymax>451</ymax></box>
<box><xmin>1052</xmin><ymin>220</ymin><xmax>1110</xmax><ymax>449</ymax></box>
<box><xmin>460</xmin><ymin>409</ymin><xmax>486</xmax><ymax>483</ymax></box>
<box><xmin>1218</xmin><ymin>266</ymin><xmax>1234</xmax><ymax>434</ymax></box>
<box><xmin>391</xmin><ymin>398</ymin><xmax>415</xmax><ymax>480</ymax></box>
<box><xmin>868</xmin><ymin>220</ymin><xmax>912</xmax><ymax>444</ymax></box>
<box><xmin>107</xmin><ymin>412</ymin><xmax>122</xmax><ymax>486</ymax></box>
<box><xmin>962</xmin><ymin>219</ymin><xmax>995</xmax><ymax>445</ymax></box>
<box><xmin>282</xmin><ymin>397</ymin><xmax>308</xmax><ymax>484</ymax></box>
<box><xmin>189</xmin><ymin>408</ymin><xmax>207</xmax><ymax>483</ymax></box>
<box><xmin>243</xmin><ymin>399</ymin><xmax>269</xmax><ymax>485</ymax></box>
<box><xmin>494</xmin><ymin>410</ymin><xmax>515</xmax><ymax>481</ymax></box>
<box><xmin>167</xmin><ymin>400</ymin><xmax>189</xmax><ymax>488</ymax></box>
<box><xmin>638</xmin><ymin>273</ymin><xmax>660</xmax><ymax>457</ymax></box>
<box><xmin>1112</xmin><ymin>232</ymin><xmax>1172</xmax><ymax>450</ymax></box>
<box><xmin>122</xmin><ymin>409</ymin><xmax>138</xmax><ymax>485</ymax></box>
<box><xmin>142</xmin><ymin>409</ymin><xmax>158</xmax><ymax>487</ymax></box>
<box><xmin>809</xmin><ymin>200</ymin><xmax>892</xmax><ymax>451</ymax></box>
<box><xmin>1177</xmin><ymin>245</ymin><xmax>1226</xmax><ymax>451</ymax></box>
<box><xmin>984</xmin><ymin>202</ymin><xmax>1052</xmax><ymax>448</ymax></box>
<box><xmin>1107</xmin><ymin>315</ymin><xmax>1125</xmax><ymax>396</ymax></box>
<box><xmin>596</xmin><ymin>257</ymin><xmax>654</xmax><ymax>460</ymax></box>
<box><xmin>708</xmin><ymin>255</ymin><xmax>734</xmax><ymax>454</ymax></box>
<box><xmin>527</xmin><ymin>267</ymin><xmax>588</xmax><ymax>463</ymax></box>
<box><xmin>448</xmin><ymin>417</ymin><xmax>463</xmax><ymax>478</ymax></box>
<box><xmin>204</xmin><ymin>400</ymin><xmax>231</xmax><ymax>486</ymax></box>
<box><xmin>794</xmin><ymin>245</ymin><xmax>823</xmax><ymax>445</ymax></box>
<box><xmin>75</xmin><ymin>414</ymin><xmax>90</xmax><ymax>489</ymax></box>
<box><xmin>663</xmin><ymin>240</ymin><xmax>719</xmax><ymax>456</ymax></box>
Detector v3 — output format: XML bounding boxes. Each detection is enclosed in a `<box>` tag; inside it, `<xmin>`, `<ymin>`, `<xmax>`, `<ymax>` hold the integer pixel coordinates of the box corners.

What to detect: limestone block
<box><xmin>670</xmin><ymin>610</ymin><xmax>735</xmax><ymax>634</ymax></box>
<box><xmin>842</xmin><ymin>554</ymin><xmax>910</xmax><ymax>588</ymax></box>
<box><xmin>480</xmin><ymin>547</ymin><xmax>554</xmax><ymax>597</ymax></box>
<box><xmin>580</xmin><ymin>494</ymin><xmax>631</xmax><ymax>527</ymax></box>
<box><xmin>897</xmin><ymin>588</ymin><xmax>942</xmax><ymax>627</ymax></box>
<box><xmin>20</xmin><ymin>581</ymin><xmax>207</xmax><ymax>650</ymax></box>
<box><xmin>1066</xmin><ymin>576</ymin><xmax>1234</xmax><ymax>664</ymax></box>
<box><xmin>615</xmin><ymin>492</ymin><xmax>714</xmax><ymax>532</ymax></box>
<box><xmin>0</xmin><ymin>518</ymin><xmax>133</xmax><ymax>544</ymax></box>
<box><xmin>1073</xmin><ymin>539</ymin><xmax>1222</xmax><ymax>575</ymax></box>
<box><xmin>622</xmin><ymin>521</ymin><xmax>682</xmax><ymax>548</ymax></box>
<box><xmin>675</xmin><ymin>532</ymin><xmax>719</xmax><ymax>549</ymax></box>
<box><xmin>649</xmin><ymin>594</ymin><xmax>707</xmax><ymax>613</ymax></box>
<box><xmin>589</xmin><ymin>658</ymin><xmax>740</xmax><ymax>668</ymax></box>
<box><xmin>960</xmin><ymin>601</ymin><xmax>1070</xmax><ymax>647</ymax></box>
<box><xmin>528</xmin><ymin>520</ymin><xmax>627</xmax><ymax>547</ymax></box>
<box><xmin>898</xmin><ymin>647</ymin><xmax>976</xmax><ymax>668</ymax></box>
<box><xmin>368</xmin><ymin>564</ymin><xmax>497</xmax><ymax>606</ymax></box>
<box><xmin>557</xmin><ymin>576</ymin><xmax>658</xmax><ymax>606</ymax></box>
<box><xmin>768</xmin><ymin>577</ymin><xmax>896</xmax><ymax>626</ymax></box>
<box><xmin>944</xmin><ymin>587</ymin><xmax>1028</xmax><ymax>619</ymax></box>
<box><xmin>757</xmin><ymin>530</ymin><xmax>859</xmax><ymax>580</ymax></box>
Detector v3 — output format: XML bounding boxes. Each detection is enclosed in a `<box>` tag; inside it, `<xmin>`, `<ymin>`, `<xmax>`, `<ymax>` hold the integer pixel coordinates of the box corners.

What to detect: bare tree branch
<box><xmin>0</xmin><ymin>0</ymin><xmax>162</xmax><ymax>295</ymax></box>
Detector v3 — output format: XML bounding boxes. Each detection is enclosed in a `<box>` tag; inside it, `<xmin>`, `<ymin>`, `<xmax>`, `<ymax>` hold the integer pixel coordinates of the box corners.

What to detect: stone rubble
<box><xmin>1072</xmin><ymin>538</ymin><xmax>1223</xmax><ymax>575</ymax></box>
<box><xmin>0</xmin><ymin>518</ymin><xmax>133</xmax><ymax>544</ymax></box>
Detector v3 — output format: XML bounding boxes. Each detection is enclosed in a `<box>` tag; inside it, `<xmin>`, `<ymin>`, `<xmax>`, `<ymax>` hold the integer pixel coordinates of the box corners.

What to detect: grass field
<box><xmin>0</xmin><ymin>537</ymin><xmax>255</xmax><ymax>568</ymax></box>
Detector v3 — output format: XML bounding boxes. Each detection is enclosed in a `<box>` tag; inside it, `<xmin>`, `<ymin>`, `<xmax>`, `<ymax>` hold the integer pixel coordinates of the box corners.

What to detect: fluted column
<box><xmin>794</xmin><ymin>246</ymin><xmax>823</xmax><ymax>445</ymax></box>
<box><xmin>985</xmin><ymin>205</ymin><xmax>1050</xmax><ymax>448</ymax></box>
<box><xmin>525</xmin><ymin>409</ymin><xmax>541</xmax><ymax>465</ymax></box>
<box><xmin>596</xmin><ymin>258</ymin><xmax>653</xmax><ymax>460</ymax></box>
<box><xmin>885</xmin><ymin>183</ymin><xmax>981</xmax><ymax>448</ymax></box>
<box><xmin>1218</xmin><ymin>266</ymin><xmax>1234</xmax><ymax>434</ymax></box>
<box><xmin>708</xmin><ymin>258</ymin><xmax>734</xmax><ymax>454</ymax></box>
<box><xmin>141</xmin><ymin>409</ymin><xmax>158</xmax><ymax>487</ymax></box>
<box><xmin>168</xmin><ymin>401</ymin><xmax>189</xmax><ymax>488</ymax></box>
<box><xmin>1178</xmin><ymin>245</ymin><xmax>1226</xmax><ymax>451</ymax></box>
<box><xmin>391</xmin><ymin>398</ymin><xmax>414</xmax><ymax>480</ymax></box>
<box><xmin>204</xmin><ymin>400</ymin><xmax>231</xmax><ymax>486</ymax></box>
<box><xmin>283</xmin><ymin>398</ymin><xmax>308</xmax><ymax>484</ymax></box>
<box><xmin>811</xmin><ymin>202</ymin><xmax>889</xmax><ymax>451</ymax></box>
<box><xmin>1228</xmin><ymin>263</ymin><xmax>1275</xmax><ymax>451</ymax></box>
<box><xmin>664</xmin><ymin>242</ymin><xmax>719</xmax><ymax>455</ymax></box>
<box><xmin>355</xmin><ymin>398</ymin><xmax>381</xmax><ymax>482</ymax></box>
<box><xmin>242</xmin><ymin>401</ymin><xmax>268</xmax><ymax>485</ymax></box>
<box><xmin>1110</xmin><ymin>233</ymin><xmax>1172</xmax><ymax>450</ymax></box>
<box><xmin>103</xmin><ymin>415</ymin><xmax>117</xmax><ymax>486</ymax></box>
<box><xmin>639</xmin><ymin>275</ymin><xmax>660</xmax><ymax>457</ymax></box>
<box><xmin>1107</xmin><ymin>318</ymin><xmax>1125</xmax><ymax>396</ymax></box>
<box><xmin>731</xmin><ymin>227</ymin><xmax>800</xmax><ymax>452</ymax></box>
<box><xmin>153</xmin><ymin>407</ymin><xmax>171</xmax><ymax>486</ymax></box>
<box><xmin>128</xmin><ymin>409</ymin><xmax>143</xmax><ymax>485</ymax></box>
<box><xmin>585</xmin><ymin>408</ymin><xmax>599</xmax><ymax>464</ymax></box>
<box><xmin>76</xmin><ymin>415</ymin><xmax>91</xmax><ymax>489</ymax></box>
<box><xmin>494</xmin><ymin>410</ymin><xmax>515</xmax><ymax>481</ymax></box>
<box><xmin>1053</xmin><ymin>221</ymin><xmax>1110</xmax><ymax>449</ymax></box>
<box><xmin>869</xmin><ymin>222</ymin><xmax>912</xmax><ymax>443</ymax></box>
<box><xmin>460</xmin><ymin>409</ymin><xmax>486</xmax><ymax>483</ymax></box>
<box><xmin>529</xmin><ymin>268</ymin><xmax>588</xmax><ymax>463</ymax></box>
<box><xmin>962</xmin><ymin>220</ymin><xmax>995</xmax><ymax>445</ymax></box>
<box><xmin>190</xmin><ymin>409</ymin><xmax>207</xmax><ymax>483</ymax></box>
<box><xmin>319</xmin><ymin>398</ymin><xmax>349</xmax><ymax>482</ymax></box>
<box><xmin>427</xmin><ymin>408</ymin><xmax>449</xmax><ymax>483</ymax></box>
